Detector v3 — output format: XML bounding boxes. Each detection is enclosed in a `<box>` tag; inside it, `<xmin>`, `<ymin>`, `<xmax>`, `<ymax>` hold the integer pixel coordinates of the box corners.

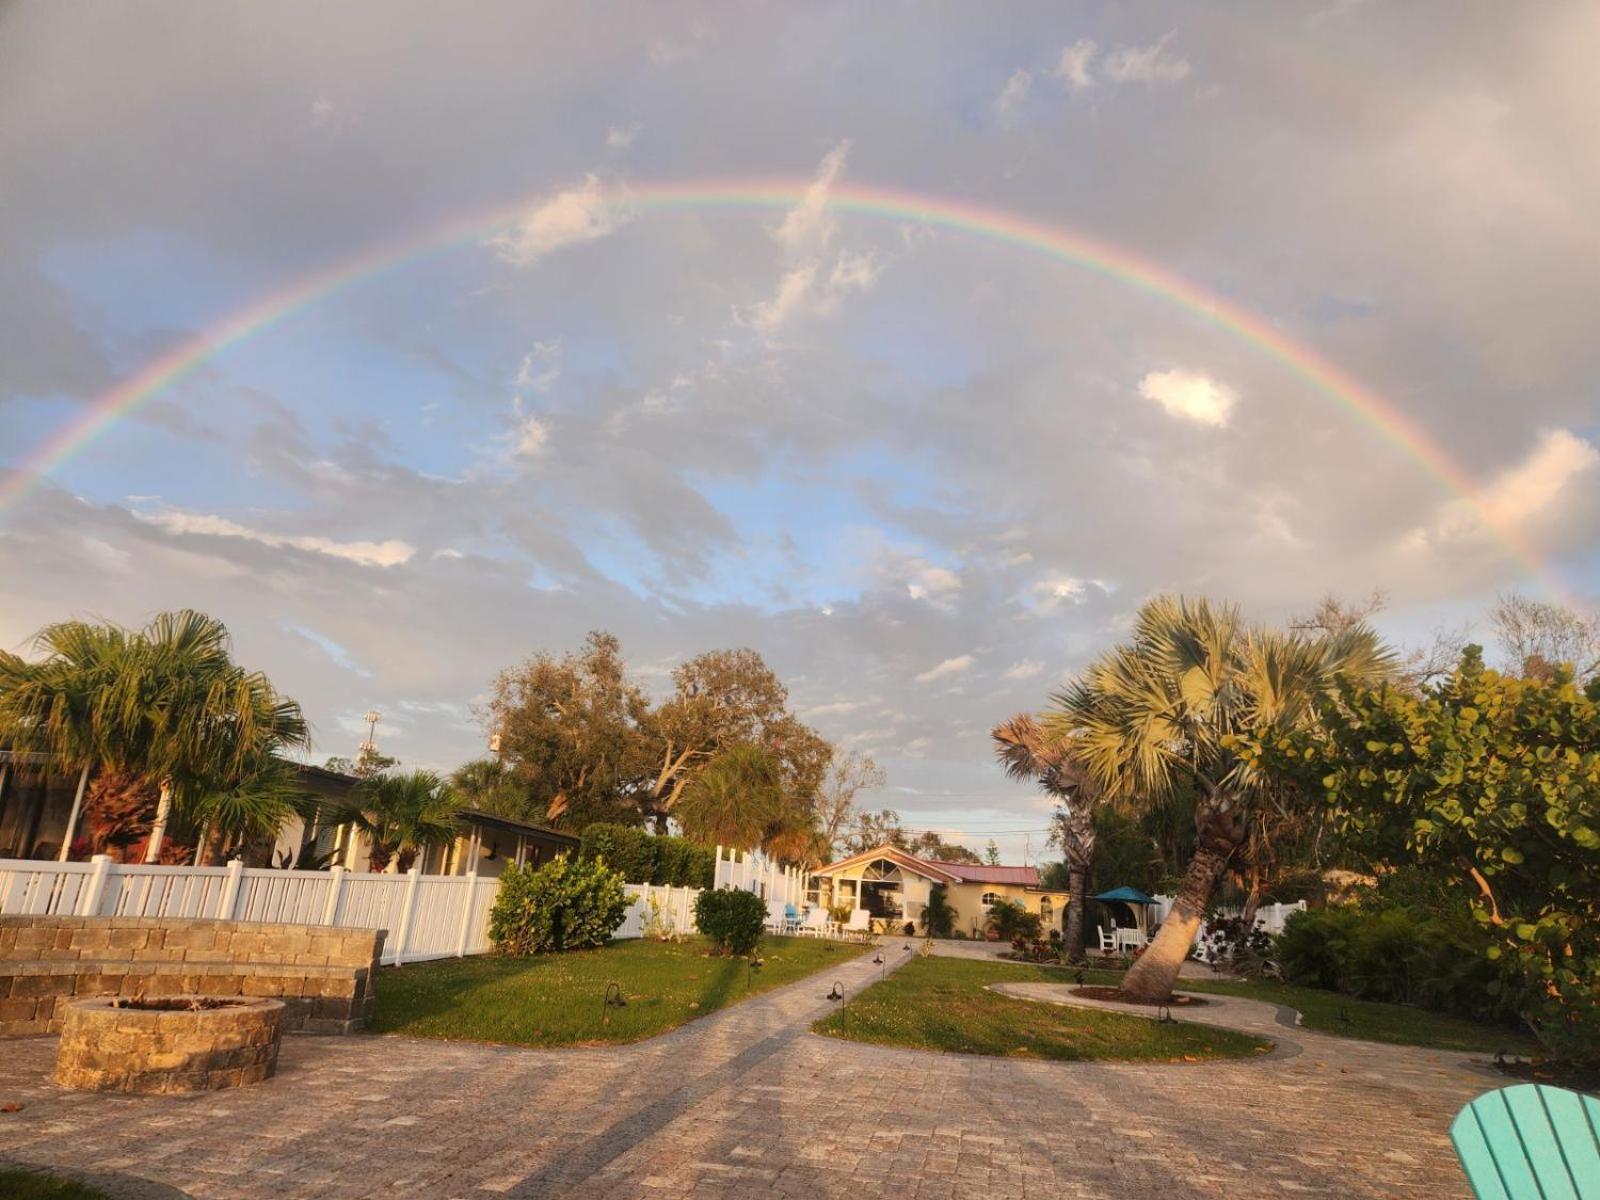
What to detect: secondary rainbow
<box><xmin>0</xmin><ymin>175</ymin><xmax>1561</xmax><ymax>595</ymax></box>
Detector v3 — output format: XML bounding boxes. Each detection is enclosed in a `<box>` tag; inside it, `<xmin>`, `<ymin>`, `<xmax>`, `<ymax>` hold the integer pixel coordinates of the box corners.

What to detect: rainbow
<box><xmin>0</xmin><ymin>175</ymin><xmax>1564</xmax><ymax>595</ymax></box>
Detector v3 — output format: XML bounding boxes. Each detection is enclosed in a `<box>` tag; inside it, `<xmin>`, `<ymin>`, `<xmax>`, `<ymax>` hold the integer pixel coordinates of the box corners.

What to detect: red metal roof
<box><xmin>926</xmin><ymin>861</ymin><xmax>1041</xmax><ymax>886</ymax></box>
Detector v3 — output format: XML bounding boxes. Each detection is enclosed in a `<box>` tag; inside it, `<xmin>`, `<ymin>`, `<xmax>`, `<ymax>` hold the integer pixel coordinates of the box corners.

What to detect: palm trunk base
<box><xmin>1120</xmin><ymin>844</ymin><xmax>1232</xmax><ymax>1001</ymax></box>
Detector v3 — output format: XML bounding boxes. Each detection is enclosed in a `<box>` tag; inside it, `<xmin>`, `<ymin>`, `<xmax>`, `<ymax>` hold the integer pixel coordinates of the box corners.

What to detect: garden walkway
<box><xmin>0</xmin><ymin>944</ymin><xmax>1492</xmax><ymax>1200</ymax></box>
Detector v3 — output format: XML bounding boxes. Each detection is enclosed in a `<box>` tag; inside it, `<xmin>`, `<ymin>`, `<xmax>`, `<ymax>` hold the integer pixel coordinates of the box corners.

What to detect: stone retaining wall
<box><xmin>1</xmin><ymin>915</ymin><xmax>384</xmax><ymax>1037</ymax></box>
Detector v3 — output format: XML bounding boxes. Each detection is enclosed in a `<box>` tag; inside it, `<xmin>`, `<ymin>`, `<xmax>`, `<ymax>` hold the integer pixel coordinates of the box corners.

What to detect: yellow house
<box><xmin>808</xmin><ymin>844</ymin><xmax>1072</xmax><ymax>938</ymax></box>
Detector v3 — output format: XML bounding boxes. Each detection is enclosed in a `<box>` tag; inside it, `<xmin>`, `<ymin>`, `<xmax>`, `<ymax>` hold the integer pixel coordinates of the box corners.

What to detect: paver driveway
<box><xmin>0</xmin><ymin>945</ymin><xmax>1491</xmax><ymax>1199</ymax></box>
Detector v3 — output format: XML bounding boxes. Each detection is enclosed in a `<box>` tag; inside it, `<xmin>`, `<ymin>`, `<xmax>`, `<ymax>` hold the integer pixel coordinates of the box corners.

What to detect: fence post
<box><xmin>78</xmin><ymin>854</ymin><xmax>112</xmax><ymax>916</ymax></box>
<box><xmin>322</xmin><ymin>864</ymin><xmax>346</xmax><ymax>927</ymax></box>
<box><xmin>217</xmin><ymin>858</ymin><xmax>244</xmax><ymax>920</ymax></box>
<box><xmin>454</xmin><ymin>869</ymin><xmax>479</xmax><ymax>957</ymax></box>
<box><xmin>391</xmin><ymin>867</ymin><xmax>422</xmax><ymax>967</ymax></box>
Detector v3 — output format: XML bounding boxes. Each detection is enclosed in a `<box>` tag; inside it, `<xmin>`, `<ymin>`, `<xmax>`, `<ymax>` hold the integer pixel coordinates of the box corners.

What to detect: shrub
<box><xmin>651</xmin><ymin>835</ymin><xmax>715</xmax><ymax>889</ymax></box>
<box><xmin>578</xmin><ymin>823</ymin><xmax>656</xmax><ymax>883</ymax></box>
<box><xmin>923</xmin><ymin>884</ymin><xmax>956</xmax><ymax>937</ymax></box>
<box><xmin>987</xmin><ymin>898</ymin><xmax>1041</xmax><ymax>943</ymax></box>
<box><xmin>695</xmin><ymin>887</ymin><xmax>767</xmax><ymax>956</ymax></box>
<box><xmin>1197</xmin><ymin>915</ymin><xmax>1276</xmax><ymax>978</ymax></box>
<box><xmin>488</xmin><ymin>855</ymin><xmax>630</xmax><ymax>955</ymax></box>
<box><xmin>1010</xmin><ymin>936</ymin><xmax>1058</xmax><ymax>963</ymax></box>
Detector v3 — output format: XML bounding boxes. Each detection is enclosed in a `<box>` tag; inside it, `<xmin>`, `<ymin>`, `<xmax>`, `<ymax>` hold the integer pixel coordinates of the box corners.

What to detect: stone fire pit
<box><xmin>53</xmin><ymin>995</ymin><xmax>284</xmax><ymax>1093</ymax></box>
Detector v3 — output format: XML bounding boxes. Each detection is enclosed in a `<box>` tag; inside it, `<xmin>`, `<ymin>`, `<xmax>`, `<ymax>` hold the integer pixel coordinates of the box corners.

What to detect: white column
<box><xmin>57</xmin><ymin>765</ymin><xmax>90</xmax><ymax>862</ymax></box>
<box><xmin>391</xmin><ymin>866</ymin><xmax>422</xmax><ymax>966</ymax></box>
<box><xmin>454</xmin><ymin>868</ymin><xmax>478</xmax><ymax>957</ymax></box>
<box><xmin>142</xmin><ymin>780</ymin><xmax>173</xmax><ymax>863</ymax></box>
<box><xmin>322</xmin><ymin>864</ymin><xmax>347</xmax><ymax>926</ymax></box>
<box><xmin>79</xmin><ymin>854</ymin><xmax>112</xmax><ymax>916</ymax></box>
<box><xmin>217</xmin><ymin>858</ymin><xmax>244</xmax><ymax>920</ymax></box>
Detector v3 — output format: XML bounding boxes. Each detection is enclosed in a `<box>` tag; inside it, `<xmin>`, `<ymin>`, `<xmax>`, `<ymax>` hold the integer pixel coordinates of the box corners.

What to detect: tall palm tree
<box><xmin>992</xmin><ymin>714</ymin><xmax>1098</xmax><ymax>960</ymax></box>
<box><xmin>1045</xmin><ymin>595</ymin><xmax>1391</xmax><ymax>1000</ymax></box>
<box><xmin>673</xmin><ymin>744</ymin><xmax>782</xmax><ymax>851</ymax></box>
<box><xmin>342</xmin><ymin>770</ymin><xmax>459</xmax><ymax>872</ymax></box>
<box><xmin>0</xmin><ymin>610</ymin><xmax>309</xmax><ymax>861</ymax></box>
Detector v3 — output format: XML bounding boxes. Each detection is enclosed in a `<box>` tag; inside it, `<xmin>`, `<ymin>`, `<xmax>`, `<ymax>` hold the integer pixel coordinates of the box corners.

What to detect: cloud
<box><xmin>991</xmin><ymin>68</ymin><xmax>1033</xmax><ymax>127</ymax></box>
<box><xmin>1101</xmin><ymin>32</ymin><xmax>1191</xmax><ymax>86</ymax></box>
<box><xmin>904</xmin><ymin>559</ymin><xmax>962</xmax><ymax>603</ymax></box>
<box><xmin>1029</xmin><ymin>575</ymin><xmax>1088</xmax><ymax>614</ymax></box>
<box><xmin>1138</xmin><ymin>369</ymin><xmax>1238</xmax><ymax>427</ymax></box>
<box><xmin>488</xmin><ymin>175</ymin><xmax>624</xmax><ymax>266</ymax></box>
<box><xmin>515</xmin><ymin>340</ymin><xmax>562</xmax><ymax>394</ymax></box>
<box><xmin>1056</xmin><ymin>40</ymin><xmax>1097</xmax><ymax>91</ymax></box>
<box><xmin>775</xmin><ymin>141</ymin><xmax>850</xmax><ymax>252</ymax></box>
<box><xmin>514</xmin><ymin>414</ymin><xmax>550</xmax><ymax>457</ymax></box>
<box><xmin>914</xmin><ymin>654</ymin><xmax>974</xmax><ymax>683</ymax></box>
<box><xmin>1409</xmin><ymin>428</ymin><xmax>1599</xmax><ymax>547</ymax></box>
<box><xmin>136</xmin><ymin>510</ymin><xmax>416</xmax><ymax>567</ymax></box>
<box><xmin>605</xmin><ymin>125</ymin><xmax>638</xmax><ymax>151</ymax></box>
<box><xmin>1002</xmin><ymin>659</ymin><xmax>1045</xmax><ymax>680</ymax></box>
<box><xmin>285</xmin><ymin>623</ymin><xmax>371</xmax><ymax>675</ymax></box>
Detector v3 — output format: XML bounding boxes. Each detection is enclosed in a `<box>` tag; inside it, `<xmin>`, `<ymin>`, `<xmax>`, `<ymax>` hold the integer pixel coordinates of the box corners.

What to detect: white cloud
<box><xmin>914</xmin><ymin>654</ymin><xmax>974</xmax><ymax>683</ymax></box>
<box><xmin>1139</xmin><ymin>369</ymin><xmax>1237</xmax><ymax>427</ymax></box>
<box><xmin>1410</xmin><ymin>428</ymin><xmax>1599</xmax><ymax>547</ymax></box>
<box><xmin>1029</xmin><ymin>575</ymin><xmax>1088</xmax><ymax>613</ymax></box>
<box><xmin>605</xmin><ymin>124</ymin><xmax>638</xmax><ymax>151</ymax></box>
<box><xmin>1056</xmin><ymin>40</ymin><xmax>1097</xmax><ymax>91</ymax></box>
<box><xmin>1102</xmin><ymin>32</ymin><xmax>1191</xmax><ymax>86</ymax></box>
<box><xmin>1002</xmin><ymin>659</ymin><xmax>1045</xmax><ymax>680</ymax></box>
<box><xmin>310</xmin><ymin>93</ymin><xmax>338</xmax><ymax>127</ymax></box>
<box><xmin>905</xmin><ymin>560</ymin><xmax>962</xmax><ymax>602</ymax></box>
<box><xmin>137</xmin><ymin>510</ymin><xmax>415</xmax><ymax>568</ymax></box>
<box><xmin>516</xmin><ymin>340</ymin><xmax>562</xmax><ymax>394</ymax></box>
<box><xmin>515</xmin><ymin>414</ymin><xmax>550</xmax><ymax>457</ymax></box>
<box><xmin>488</xmin><ymin>175</ymin><xmax>624</xmax><ymax>266</ymax></box>
<box><xmin>992</xmin><ymin>68</ymin><xmax>1033</xmax><ymax>127</ymax></box>
<box><xmin>776</xmin><ymin>140</ymin><xmax>850</xmax><ymax>253</ymax></box>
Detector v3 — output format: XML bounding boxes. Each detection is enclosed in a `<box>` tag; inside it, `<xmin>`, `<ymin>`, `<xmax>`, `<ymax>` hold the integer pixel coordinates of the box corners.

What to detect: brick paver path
<box><xmin>0</xmin><ymin>945</ymin><xmax>1491</xmax><ymax>1199</ymax></box>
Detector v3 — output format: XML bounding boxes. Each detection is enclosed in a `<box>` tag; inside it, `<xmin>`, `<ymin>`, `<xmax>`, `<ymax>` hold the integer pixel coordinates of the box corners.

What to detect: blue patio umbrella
<box><xmin>1092</xmin><ymin>886</ymin><xmax>1156</xmax><ymax>905</ymax></box>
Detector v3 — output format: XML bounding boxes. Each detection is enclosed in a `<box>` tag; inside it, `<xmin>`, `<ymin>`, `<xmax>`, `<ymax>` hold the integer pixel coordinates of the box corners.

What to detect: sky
<box><xmin>2</xmin><ymin>1</ymin><xmax>1598</xmax><ymax>864</ymax></box>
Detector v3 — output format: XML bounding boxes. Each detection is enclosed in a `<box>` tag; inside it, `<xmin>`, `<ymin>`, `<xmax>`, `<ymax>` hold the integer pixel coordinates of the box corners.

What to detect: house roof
<box><xmin>927</xmin><ymin>861</ymin><xmax>1042</xmax><ymax>887</ymax></box>
<box><xmin>812</xmin><ymin>844</ymin><xmax>963</xmax><ymax>884</ymax></box>
<box><xmin>453</xmin><ymin>809</ymin><xmax>579</xmax><ymax>846</ymax></box>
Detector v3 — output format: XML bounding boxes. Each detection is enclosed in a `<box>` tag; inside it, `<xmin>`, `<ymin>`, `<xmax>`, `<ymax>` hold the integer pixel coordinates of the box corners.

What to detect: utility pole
<box><xmin>357</xmin><ymin>710</ymin><xmax>382</xmax><ymax>777</ymax></box>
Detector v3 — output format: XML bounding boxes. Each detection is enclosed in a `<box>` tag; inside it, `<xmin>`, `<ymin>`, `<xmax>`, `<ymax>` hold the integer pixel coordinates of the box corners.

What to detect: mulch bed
<box><xmin>1070</xmin><ymin>986</ymin><xmax>1209</xmax><ymax>1008</ymax></box>
<box><xmin>1494</xmin><ymin>1057</ymin><xmax>1600</xmax><ymax>1095</ymax></box>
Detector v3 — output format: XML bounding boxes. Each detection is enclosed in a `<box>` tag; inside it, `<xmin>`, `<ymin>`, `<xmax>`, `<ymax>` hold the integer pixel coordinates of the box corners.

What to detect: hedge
<box><xmin>577</xmin><ymin>823</ymin><xmax>714</xmax><ymax>889</ymax></box>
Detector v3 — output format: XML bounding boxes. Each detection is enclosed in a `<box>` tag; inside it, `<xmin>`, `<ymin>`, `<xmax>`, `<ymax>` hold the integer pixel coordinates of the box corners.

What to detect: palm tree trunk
<box><xmin>1119</xmin><ymin>841</ymin><xmax>1233</xmax><ymax>999</ymax></box>
<box><xmin>143</xmin><ymin>780</ymin><xmax>174</xmax><ymax>863</ymax></box>
<box><xmin>1064</xmin><ymin>864</ymin><xmax>1088</xmax><ymax>961</ymax></box>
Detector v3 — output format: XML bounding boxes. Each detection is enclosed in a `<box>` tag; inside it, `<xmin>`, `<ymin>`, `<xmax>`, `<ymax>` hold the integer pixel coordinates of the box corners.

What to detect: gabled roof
<box><xmin>928</xmin><ymin>861</ymin><xmax>1041</xmax><ymax>887</ymax></box>
<box><xmin>812</xmin><ymin>844</ymin><xmax>963</xmax><ymax>884</ymax></box>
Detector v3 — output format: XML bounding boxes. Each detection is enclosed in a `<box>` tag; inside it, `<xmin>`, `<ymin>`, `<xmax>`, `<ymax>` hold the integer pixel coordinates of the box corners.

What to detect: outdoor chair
<box><xmin>783</xmin><ymin>903</ymin><xmax>802</xmax><ymax>933</ymax></box>
<box><xmin>765</xmin><ymin>900</ymin><xmax>788</xmax><ymax>933</ymax></box>
<box><xmin>844</xmin><ymin>909</ymin><xmax>872</xmax><ymax>941</ymax></box>
<box><xmin>798</xmin><ymin>909</ymin><xmax>830</xmax><ymax>937</ymax></box>
<box><xmin>1450</xmin><ymin>1083</ymin><xmax>1600</xmax><ymax>1198</ymax></box>
<box><xmin>1097</xmin><ymin>926</ymin><xmax>1117</xmax><ymax>954</ymax></box>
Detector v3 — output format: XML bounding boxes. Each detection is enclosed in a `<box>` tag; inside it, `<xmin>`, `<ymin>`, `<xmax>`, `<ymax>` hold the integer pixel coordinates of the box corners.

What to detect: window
<box><xmin>981</xmin><ymin>892</ymin><xmax>999</xmax><ymax>907</ymax></box>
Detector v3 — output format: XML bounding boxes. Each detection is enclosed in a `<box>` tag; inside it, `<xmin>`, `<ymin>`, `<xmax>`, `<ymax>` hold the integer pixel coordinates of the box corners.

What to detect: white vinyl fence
<box><xmin>0</xmin><ymin>856</ymin><xmax>499</xmax><ymax>966</ymax></box>
<box><xmin>2</xmin><ymin>844</ymin><xmax>810</xmax><ymax>967</ymax></box>
<box><xmin>1150</xmin><ymin>894</ymin><xmax>1307</xmax><ymax>937</ymax></box>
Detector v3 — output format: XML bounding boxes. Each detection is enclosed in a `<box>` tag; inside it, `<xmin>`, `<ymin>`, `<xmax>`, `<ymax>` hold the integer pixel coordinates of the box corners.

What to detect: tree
<box><xmin>1047</xmin><ymin>595</ymin><xmax>1391</xmax><ymax>1000</ymax></box>
<box><xmin>815</xmin><ymin>751</ymin><xmax>886</xmax><ymax>857</ymax></box>
<box><xmin>342</xmin><ymin>770</ymin><xmax>459</xmax><ymax>872</ymax></box>
<box><xmin>923</xmin><ymin>883</ymin><xmax>957</xmax><ymax>936</ymax></box>
<box><xmin>673</xmin><ymin>744</ymin><xmax>783</xmax><ymax>850</ymax></box>
<box><xmin>992</xmin><ymin>713</ymin><xmax>1099</xmax><ymax>960</ymax></box>
<box><xmin>845</xmin><ymin>807</ymin><xmax>907</xmax><ymax>853</ymax></box>
<box><xmin>0</xmin><ymin>610</ymin><xmax>309</xmax><ymax>862</ymax></box>
<box><xmin>984</xmin><ymin>840</ymin><xmax>1001</xmax><ymax>866</ymax></box>
<box><xmin>907</xmin><ymin>830</ymin><xmax>981</xmax><ymax>864</ymax></box>
<box><xmin>486</xmin><ymin>631</ymin><xmax>655</xmax><ymax>829</ymax></box>
<box><xmin>1258</xmin><ymin>648</ymin><xmax>1600</xmax><ymax>1065</ymax></box>
<box><xmin>1490</xmin><ymin>593</ymin><xmax>1600</xmax><ymax>682</ymax></box>
<box><xmin>450</xmin><ymin>757</ymin><xmax>534</xmax><ymax>819</ymax></box>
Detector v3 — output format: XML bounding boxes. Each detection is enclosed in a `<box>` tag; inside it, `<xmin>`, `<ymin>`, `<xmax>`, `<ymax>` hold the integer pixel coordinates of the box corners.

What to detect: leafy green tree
<box><xmin>1047</xmin><ymin>595</ymin><xmax>1391</xmax><ymax>1000</ymax></box>
<box><xmin>0</xmin><ymin>610</ymin><xmax>309</xmax><ymax>862</ymax></box>
<box><xmin>922</xmin><ymin>883</ymin><xmax>956</xmax><ymax>937</ymax></box>
<box><xmin>1259</xmin><ymin>648</ymin><xmax>1600</xmax><ymax>1065</ymax></box>
<box><xmin>845</xmin><ymin>807</ymin><xmax>907</xmax><ymax>853</ymax></box>
<box><xmin>342</xmin><ymin>770</ymin><xmax>459</xmax><ymax>872</ymax></box>
<box><xmin>450</xmin><ymin>757</ymin><xmax>534</xmax><ymax>819</ymax></box>
<box><xmin>673</xmin><ymin>744</ymin><xmax>782</xmax><ymax>850</ymax></box>
<box><xmin>984</xmin><ymin>839</ymin><xmax>1001</xmax><ymax>866</ymax></box>
<box><xmin>907</xmin><ymin>830</ymin><xmax>981</xmax><ymax>864</ymax></box>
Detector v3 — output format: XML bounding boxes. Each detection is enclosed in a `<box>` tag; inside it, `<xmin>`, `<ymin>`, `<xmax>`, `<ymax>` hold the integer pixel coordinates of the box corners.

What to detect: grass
<box><xmin>0</xmin><ymin>1170</ymin><xmax>111</xmax><ymax>1199</ymax></box>
<box><xmin>370</xmin><ymin>934</ymin><xmax>866</xmax><ymax>1047</ymax></box>
<box><xmin>811</xmin><ymin>956</ymin><xmax>1272</xmax><ymax>1062</ymax></box>
<box><xmin>1068</xmin><ymin>964</ymin><xmax>1542</xmax><ymax>1056</ymax></box>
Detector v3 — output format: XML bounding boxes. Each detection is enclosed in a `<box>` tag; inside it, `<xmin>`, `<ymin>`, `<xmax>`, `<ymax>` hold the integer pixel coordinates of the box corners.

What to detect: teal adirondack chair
<box><xmin>1450</xmin><ymin>1084</ymin><xmax>1600</xmax><ymax>1198</ymax></box>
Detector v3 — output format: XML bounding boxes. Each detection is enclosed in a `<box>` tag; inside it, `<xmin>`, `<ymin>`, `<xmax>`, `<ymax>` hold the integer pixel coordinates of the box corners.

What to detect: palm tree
<box><xmin>992</xmin><ymin>714</ymin><xmax>1098</xmax><ymax>960</ymax></box>
<box><xmin>673</xmin><ymin>744</ymin><xmax>782</xmax><ymax>851</ymax></box>
<box><xmin>342</xmin><ymin>770</ymin><xmax>459</xmax><ymax>872</ymax></box>
<box><xmin>1045</xmin><ymin>595</ymin><xmax>1391</xmax><ymax>1000</ymax></box>
<box><xmin>0</xmin><ymin>610</ymin><xmax>309</xmax><ymax>862</ymax></box>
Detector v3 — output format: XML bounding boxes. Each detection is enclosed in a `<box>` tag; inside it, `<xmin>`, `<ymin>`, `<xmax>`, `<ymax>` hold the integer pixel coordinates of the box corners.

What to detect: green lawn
<box><xmin>812</xmin><ymin>956</ymin><xmax>1272</xmax><ymax>1062</ymax></box>
<box><xmin>0</xmin><ymin>1170</ymin><xmax>111</xmax><ymax>1200</ymax></box>
<box><xmin>371</xmin><ymin>935</ymin><xmax>866</xmax><ymax>1047</ymax></box>
<box><xmin>1072</xmin><ymin>965</ymin><xmax>1540</xmax><ymax>1056</ymax></box>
